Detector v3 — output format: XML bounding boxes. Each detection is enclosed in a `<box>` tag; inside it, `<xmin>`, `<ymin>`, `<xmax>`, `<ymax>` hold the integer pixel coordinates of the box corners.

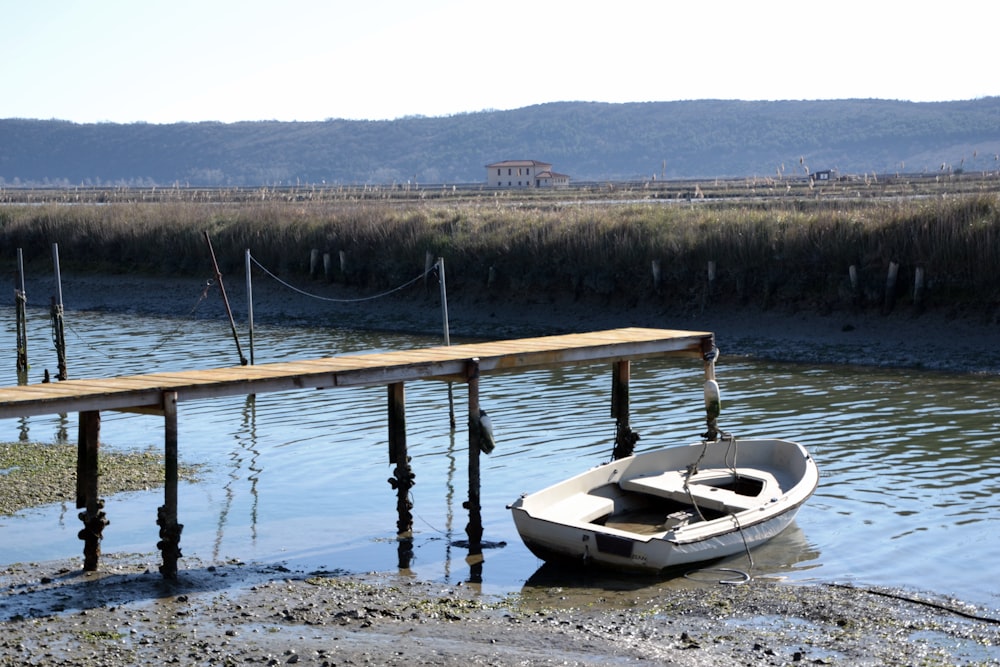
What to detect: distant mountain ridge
<box><xmin>3</xmin><ymin>98</ymin><xmax>1000</xmax><ymax>187</ymax></box>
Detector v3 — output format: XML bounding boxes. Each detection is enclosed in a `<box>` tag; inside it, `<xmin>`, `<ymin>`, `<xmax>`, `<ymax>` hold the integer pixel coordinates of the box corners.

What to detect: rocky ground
<box><xmin>3</xmin><ymin>272</ymin><xmax>999</xmax><ymax>665</ymax></box>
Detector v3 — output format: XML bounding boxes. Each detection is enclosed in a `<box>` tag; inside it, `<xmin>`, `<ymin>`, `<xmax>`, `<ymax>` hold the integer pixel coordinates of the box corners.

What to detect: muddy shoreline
<box><xmin>3</xmin><ymin>273</ymin><xmax>999</xmax><ymax>665</ymax></box>
<box><xmin>2</xmin><ymin>553</ymin><xmax>999</xmax><ymax>666</ymax></box>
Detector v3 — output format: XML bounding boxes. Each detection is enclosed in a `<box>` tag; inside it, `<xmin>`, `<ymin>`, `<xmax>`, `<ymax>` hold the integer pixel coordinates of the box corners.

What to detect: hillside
<box><xmin>3</xmin><ymin>98</ymin><xmax>1000</xmax><ymax>186</ymax></box>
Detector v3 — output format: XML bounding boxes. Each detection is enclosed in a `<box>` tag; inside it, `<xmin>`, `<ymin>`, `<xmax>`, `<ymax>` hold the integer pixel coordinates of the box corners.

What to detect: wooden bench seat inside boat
<box><xmin>619</xmin><ymin>469</ymin><xmax>778</xmax><ymax>513</ymax></box>
<box><xmin>538</xmin><ymin>493</ymin><xmax>615</xmax><ymax>524</ymax></box>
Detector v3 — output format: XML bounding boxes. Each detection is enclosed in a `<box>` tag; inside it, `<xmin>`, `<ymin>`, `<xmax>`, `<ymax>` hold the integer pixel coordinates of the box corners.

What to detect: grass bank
<box><xmin>1</xmin><ymin>191</ymin><xmax>998</xmax><ymax>318</ymax></box>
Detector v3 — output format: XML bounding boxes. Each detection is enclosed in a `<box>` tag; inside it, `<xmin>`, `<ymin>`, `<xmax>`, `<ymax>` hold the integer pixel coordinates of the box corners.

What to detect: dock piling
<box><xmin>387</xmin><ymin>382</ymin><xmax>414</xmax><ymax>567</ymax></box>
<box><xmin>157</xmin><ymin>391</ymin><xmax>183</xmax><ymax>579</ymax></box>
<box><xmin>464</xmin><ymin>358</ymin><xmax>483</xmax><ymax>555</ymax></box>
<box><xmin>611</xmin><ymin>360</ymin><xmax>637</xmax><ymax>459</ymax></box>
<box><xmin>76</xmin><ymin>410</ymin><xmax>106</xmax><ymax>571</ymax></box>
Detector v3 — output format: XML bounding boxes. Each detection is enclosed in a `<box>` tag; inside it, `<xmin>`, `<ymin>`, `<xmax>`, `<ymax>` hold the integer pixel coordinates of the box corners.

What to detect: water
<box><xmin>1</xmin><ymin>307</ymin><xmax>998</xmax><ymax>613</ymax></box>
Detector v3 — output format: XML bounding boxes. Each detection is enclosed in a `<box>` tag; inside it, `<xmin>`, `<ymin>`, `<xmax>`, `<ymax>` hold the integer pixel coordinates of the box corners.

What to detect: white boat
<box><xmin>509</xmin><ymin>437</ymin><xmax>819</xmax><ymax>573</ymax></box>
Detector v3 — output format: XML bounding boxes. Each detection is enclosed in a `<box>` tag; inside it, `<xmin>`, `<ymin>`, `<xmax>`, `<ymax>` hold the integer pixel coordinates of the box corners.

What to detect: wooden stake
<box><xmin>913</xmin><ymin>266</ymin><xmax>926</xmax><ymax>310</ymax></box>
<box><xmin>51</xmin><ymin>244</ymin><xmax>68</xmax><ymax>381</ymax></box>
<box><xmin>309</xmin><ymin>248</ymin><xmax>320</xmax><ymax>278</ymax></box>
<box><xmin>849</xmin><ymin>264</ymin><xmax>860</xmax><ymax>306</ymax></box>
<box><xmin>884</xmin><ymin>261</ymin><xmax>899</xmax><ymax>313</ymax></box>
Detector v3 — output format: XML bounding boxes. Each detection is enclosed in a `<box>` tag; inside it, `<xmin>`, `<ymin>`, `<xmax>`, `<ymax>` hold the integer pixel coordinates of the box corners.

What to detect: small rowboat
<box><xmin>509</xmin><ymin>437</ymin><xmax>818</xmax><ymax>572</ymax></box>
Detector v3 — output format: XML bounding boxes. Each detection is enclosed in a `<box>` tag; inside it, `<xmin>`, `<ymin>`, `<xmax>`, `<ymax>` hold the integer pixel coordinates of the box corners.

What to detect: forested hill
<box><xmin>3</xmin><ymin>98</ymin><xmax>1000</xmax><ymax>187</ymax></box>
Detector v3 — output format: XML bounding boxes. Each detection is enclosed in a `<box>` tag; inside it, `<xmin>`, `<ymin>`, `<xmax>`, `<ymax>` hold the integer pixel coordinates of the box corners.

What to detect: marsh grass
<box><xmin>1</xmin><ymin>192</ymin><xmax>998</xmax><ymax>314</ymax></box>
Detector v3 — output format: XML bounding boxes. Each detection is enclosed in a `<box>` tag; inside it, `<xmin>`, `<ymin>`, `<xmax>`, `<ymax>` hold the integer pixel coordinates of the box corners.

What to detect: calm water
<box><xmin>1</xmin><ymin>306</ymin><xmax>998</xmax><ymax>612</ymax></box>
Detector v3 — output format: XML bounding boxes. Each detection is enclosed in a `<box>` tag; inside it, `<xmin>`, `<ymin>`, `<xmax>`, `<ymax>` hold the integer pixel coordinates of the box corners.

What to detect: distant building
<box><xmin>486</xmin><ymin>160</ymin><xmax>570</xmax><ymax>188</ymax></box>
<box><xmin>810</xmin><ymin>169</ymin><xmax>836</xmax><ymax>182</ymax></box>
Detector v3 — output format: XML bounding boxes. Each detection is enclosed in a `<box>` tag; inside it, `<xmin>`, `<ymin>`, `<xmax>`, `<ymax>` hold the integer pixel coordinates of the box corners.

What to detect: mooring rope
<box><xmin>826</xmin><ymin>583</ymin><xmax>1000</xmax><ymax>624</ymax></box>
<box><xmin>62</xmin><ymin>278</ymin><xmax>215</xmax><ymax>361</ymax></box>
<box><xmin>248</xmin><ymin>253</ymin><xmax>436</xmax><ymax>303</ymax></box>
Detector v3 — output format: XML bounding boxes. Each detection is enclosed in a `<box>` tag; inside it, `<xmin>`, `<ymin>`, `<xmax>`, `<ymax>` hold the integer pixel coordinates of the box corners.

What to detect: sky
<box><xmin>3</xmin><ymin>0</ymin><xmax>995</xmax><ymax>125</ymax></box>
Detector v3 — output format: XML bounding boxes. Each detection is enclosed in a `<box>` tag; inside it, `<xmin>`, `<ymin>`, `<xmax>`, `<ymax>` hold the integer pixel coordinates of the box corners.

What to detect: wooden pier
<box><xmin>0</xmin><ymin>327</ymin><xmax>715</xmax><ymax>578</ymax></box>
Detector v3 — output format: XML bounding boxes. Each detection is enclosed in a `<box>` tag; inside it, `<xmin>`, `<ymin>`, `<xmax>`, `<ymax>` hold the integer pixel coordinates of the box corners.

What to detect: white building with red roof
<box><xmin>486</xmin><ymin>160</ymin><xmax>570</xmax><ymax>188</ymax></box>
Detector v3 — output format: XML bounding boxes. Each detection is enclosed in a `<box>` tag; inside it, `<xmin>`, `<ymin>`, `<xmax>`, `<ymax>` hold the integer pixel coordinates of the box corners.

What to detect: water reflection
<box><xmin>0</xmin><ymin>308</ymin><xmax>998</xmax><ymax>611</ymax></box>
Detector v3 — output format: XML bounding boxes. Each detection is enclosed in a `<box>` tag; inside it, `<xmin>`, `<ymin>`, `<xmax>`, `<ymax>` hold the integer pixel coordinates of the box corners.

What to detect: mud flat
<box><xmin>2</xmin><ymin>554</ymin><xmax>999</xmax><ymax>666</ymax></box>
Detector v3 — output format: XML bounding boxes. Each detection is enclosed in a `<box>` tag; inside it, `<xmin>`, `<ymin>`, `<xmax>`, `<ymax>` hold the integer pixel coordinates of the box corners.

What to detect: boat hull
<box><xmin>509</xmin><ymin>438</ymin><xmax>818</xmax><ymax>573</ymax></box>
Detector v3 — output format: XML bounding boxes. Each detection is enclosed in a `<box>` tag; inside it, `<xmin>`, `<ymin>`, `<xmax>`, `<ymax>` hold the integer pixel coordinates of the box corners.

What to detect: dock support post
<box><xmin>157</xmin><ymin>391</ymin><xmax>183</xmax><ymax>579</ymax></box>
<box><xmin>76</xmin><ymin>410</ymin><xmax>106</xmax><ymax>571</ymax></box>
<box><xmin>464</xmin><ymin>358</ymin><xmax>483</xmax><ymax>556</ymax></box>
<box><xmin>611</xmin><ymin>360</ymin><xmax>638</xmax><ymax>459</ymax></box>
<box><xmin>387</xmin><ymin>382</ymin><xmax>414</xmax><ymax>566</ymax></box>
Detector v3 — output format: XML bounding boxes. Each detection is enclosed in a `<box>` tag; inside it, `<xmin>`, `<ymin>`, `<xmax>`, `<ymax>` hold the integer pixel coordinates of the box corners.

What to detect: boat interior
<box><xmin>538</xmin><ymin>468</ymin><xmax>780</xmax><ymax>537</ymax></box>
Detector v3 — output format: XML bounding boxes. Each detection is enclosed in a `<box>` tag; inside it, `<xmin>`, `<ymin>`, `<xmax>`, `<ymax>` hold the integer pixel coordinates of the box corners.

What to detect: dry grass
<box><xmin>1</xmin><ymin>189</ymin><xmax>998</xmax><ymax>314</ymax></box>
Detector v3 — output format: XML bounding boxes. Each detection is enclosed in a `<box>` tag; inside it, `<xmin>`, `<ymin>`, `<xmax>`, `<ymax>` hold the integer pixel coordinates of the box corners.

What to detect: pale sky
<box><xmin>3</xmin><ymin>0</ymin><xmax>994</xmax><ymax>124</ymax></box>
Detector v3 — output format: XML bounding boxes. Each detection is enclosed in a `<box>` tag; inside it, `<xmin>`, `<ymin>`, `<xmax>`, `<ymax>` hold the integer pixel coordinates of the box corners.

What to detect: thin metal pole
<box><xmin>52</xmin><ymin>243</ymin><xmax>64</xmax><ymax>308</ymax></box>
<box><xmin>15</xmin><ymin>248</ymin><xmax>28</xmax><ymax>378</ymax></box>
<box><xmin>439</xmin><ymin>257</ymin><xmax>456</xmax><ymax>429</ymax></box>
<box><xmin>203</xmin><ymin>232</ymin><xmax>247</xmax><ymax>366</ymax></box>
<box><xmin>245</xmin><ymin>249</ymin><xmax>255</xmax><ymax>365</ymax></box>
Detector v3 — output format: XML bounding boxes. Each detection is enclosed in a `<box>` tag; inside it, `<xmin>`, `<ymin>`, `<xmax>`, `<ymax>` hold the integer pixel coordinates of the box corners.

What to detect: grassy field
<box><xmin>1</xmin><ymin>175</ymin><xmax>998</xmax><ymax>317</ymax></box>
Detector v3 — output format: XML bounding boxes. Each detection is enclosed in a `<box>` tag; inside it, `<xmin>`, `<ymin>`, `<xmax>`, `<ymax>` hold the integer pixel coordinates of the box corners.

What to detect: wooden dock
<box><xmin>0</xmin><ymin>327</ymin><xmax>716</xmax><ymax>578</ymax></box>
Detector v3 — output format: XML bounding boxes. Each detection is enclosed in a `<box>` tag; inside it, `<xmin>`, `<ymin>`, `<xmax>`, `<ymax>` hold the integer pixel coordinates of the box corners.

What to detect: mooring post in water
<box><xmin>611</xmin><ymin>360</ymin><xmax>637</xmax><ymax>459</ymax></box>
<box><xmin>15</xmin><ymin>248</ymin><xmax>28</xmax><ymax>379</ymax></box>
<box><xmin>464</xmin><ymin>358</ymin><xmax>484</xmax><ymax>555</ymax></box>
<box><xmin>51</xmin><ymin>243</ymin><xmax>68</xmax><ymax>381</ymax></box>
<box><xmin>387</xmin><ymin>382</ymin><xmax>415</xmax><ymax>567</ymax></box>
<box><xmin>76</xmin><ymin>410</ymin><xmax>107</xmax><ymax>571</ymax></box>
<box><xmin>157</xmin><ymin>391</ymin><xmax>183</xmax><ymax>579</ymax></box>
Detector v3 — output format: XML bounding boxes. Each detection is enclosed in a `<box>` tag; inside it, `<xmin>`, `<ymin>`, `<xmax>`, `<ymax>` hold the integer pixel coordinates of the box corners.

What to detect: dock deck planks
<box><xmin>0</xmin><ymin>327</ymin><xmax>713</xmax><ymax>419</ymax></box>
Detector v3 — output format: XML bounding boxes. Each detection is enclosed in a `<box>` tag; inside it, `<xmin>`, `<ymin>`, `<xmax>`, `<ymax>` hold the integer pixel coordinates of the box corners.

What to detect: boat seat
<box><xmin>619</xmin><ymin>469</ymin><xmax>778</xmax><ymax>513</ymax></box>
<box><xmin>537</xmin><ymin>492</ymin><xmax>615</xmax><ymax>524</ymax></box>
